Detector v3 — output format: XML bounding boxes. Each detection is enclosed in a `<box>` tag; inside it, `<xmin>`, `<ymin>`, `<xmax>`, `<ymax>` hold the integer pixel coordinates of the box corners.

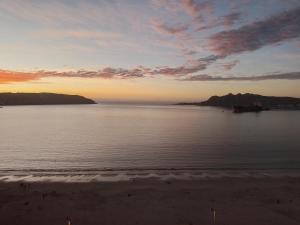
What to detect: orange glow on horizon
<box><xmin>0</xmin><ymin>70</ymin><xmax>40</xmax><ymax>84</ymax></box>
<box><xmin>1</xmin><ymin>76</ymin><xmax>300</xmax><ymax>103</ymax></box>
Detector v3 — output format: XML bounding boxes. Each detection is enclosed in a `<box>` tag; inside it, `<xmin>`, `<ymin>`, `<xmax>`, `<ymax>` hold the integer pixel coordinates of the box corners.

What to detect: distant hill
<box><xmin>177</xmin><ymin>93</ymin><xmax>300</xmax><ymax>109</ymax></box>
<box><xmin>0</xmin><ymin>93</ymin><xmax>96</xmax><ymax>105</ymax></box>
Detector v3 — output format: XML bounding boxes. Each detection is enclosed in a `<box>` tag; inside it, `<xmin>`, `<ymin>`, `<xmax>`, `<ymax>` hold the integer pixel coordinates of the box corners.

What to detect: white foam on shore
<box><xmin>1</xmin><ymin>170</ymin><xmax>300</xmax><ymax>183</ymax></box>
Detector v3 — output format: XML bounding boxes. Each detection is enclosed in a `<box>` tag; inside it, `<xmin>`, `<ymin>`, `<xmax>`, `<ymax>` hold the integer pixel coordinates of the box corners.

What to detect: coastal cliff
<box><xmin>0</xmin><ymin>93</ymin><xmax>96</xmax><ymax>105</ymax></box>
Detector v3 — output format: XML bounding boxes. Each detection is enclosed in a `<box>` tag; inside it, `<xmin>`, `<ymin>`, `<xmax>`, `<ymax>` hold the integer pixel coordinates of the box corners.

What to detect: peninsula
<box><xmin>0</xmin><ymin>93</ymin><xmax>96</xmax><ymax>105</ymax></box>
<box><xmin>177</xmin><ymin>93</ymin><xmax>300</xmax><ymax>110</ymax></box>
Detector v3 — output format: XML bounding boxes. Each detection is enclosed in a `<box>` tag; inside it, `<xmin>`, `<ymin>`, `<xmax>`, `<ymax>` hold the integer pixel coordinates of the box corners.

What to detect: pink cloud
<box><xmin>0</xmin><ymin>54</ymin><xmax>219</xmax><ymax>84</ymax></box>
<box><xmin>196</xmin><ymin>12</ymin><xmax>241</xmax><ymax>31</ymax></box>
<box><xmin>220</xmin><ymin>12</ymin><xmax>241</xmax><ymax>27</ymax></box>
<box><xmin>208</xmin><ymin>6</ymin><xmax>300</xmax><ymax>57</ymax></box>
<box><xmin>152</xmin><ymin>20</ymin><xmax>189</xmax><ymax>35</ymax></box>
<box><xmin>2</xmin><ymin>67</ymin><xmax>300</xmax><ymax>84</ymax></box>
<box><xmin>0</xmin><ymin>67</ymin><xmax>147</xmax><ymax>84</ymax></box>
<box><xmin>221</xmin><ymin>60</ymin><xmax>240</xmax><ymax>70</ymax></box>
<box><xmin>180</xmin><ymin>72</ymin><xmax>300</xmax><ymax>81</ymax></box>
<box><xmin>152</xmin><ymin>55</ymin><xmax>219</xmax><ymax>76</ymax></box>
<box><xmin>180</xmin><ymin>0</ymin><xmax>213</xmax><ymax>18</ymax></box>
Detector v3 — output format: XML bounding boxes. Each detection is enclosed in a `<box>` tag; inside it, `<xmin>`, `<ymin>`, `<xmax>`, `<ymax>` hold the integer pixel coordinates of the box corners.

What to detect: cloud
<box><xmin>2</xmin><ymin>67</ymin><xmax>300</xmax><ymax>84</ymax></box>
<box><xmin>181</xmin><ymin>48</ymin><xmax>197</xmax><ymax>55</ymax></box>
<box><xmin>0</xmin><ymin>67</ymin><xmax>147</xmax><ymax>84</ymax></box>
<box><xmin>41</xmin><ymin>68</ymin><xmax>147</xmax><ymax>79</ymax></box>
<box><xmin>152</xmin><ymin>20</ymin><xmax>189</xmax><ymax>35</ymax></box>
<box><xmin>151</xmin><ymin>0</ymin><xmax>179</xmax><ymax>12</ymax></box>
<box><xmin>152</xmin><ymin>64</ymin><xmax>202</xmax><ymax>76</ymax></box>
<box><xmin>180</xmin><ymin>72</ymin><xmax>300</xmax><ymax>81</ymax></box>
<box><xmin>220</xmin><ymin>12</ymin><xmax>241</xmax><ymax>27</ymax></box>
<box><xmin>180</xmin><ymin>0</ymin><xmax>213</xmax><ymax>18</ymax></box>
<box><xmin>221</xmin><ymin>60</ymin><xmax>240</xmax><ymax>70</ymax></box>
<box><xmin>0</xmin><ymin>70</ymin><xmax>40</xmax><ymax>84</ymax></box>
<box><xmin>151</xmin><ymin>55</ymin><xmax>219</xmax><ymax>76</ymax></box>
<box><xmin>0</xmin><ymin>55</ymin><xmax>219</xmax><ymax>84</ymax></box>
<box><xmin>208</xmin><ymin>6</ymin><xmax>300</xmax><ymax>57</ymax></box>
<box><xmin>197</xmin><ymin>11</ymin><xmax>241</xmax><ymax>31</ymax></box>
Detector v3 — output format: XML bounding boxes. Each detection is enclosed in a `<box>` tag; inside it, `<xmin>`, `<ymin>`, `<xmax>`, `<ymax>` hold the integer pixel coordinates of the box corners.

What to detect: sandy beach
<box><xmin>0</xmin><ymin>177</ymin><xmax>299</xmax><ymax>225</ymax></box>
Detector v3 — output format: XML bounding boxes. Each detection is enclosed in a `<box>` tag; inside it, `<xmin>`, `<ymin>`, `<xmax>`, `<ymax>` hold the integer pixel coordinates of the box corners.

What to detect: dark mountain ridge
<box><xmin>0</xmin><ymin>93</ymin><xmax>96</xmax><ymax>105</ymax></box>
<box><xmin>177</xmin><ymin>93</ymin><xmax>300</xmax><ymax>110</ymax></box>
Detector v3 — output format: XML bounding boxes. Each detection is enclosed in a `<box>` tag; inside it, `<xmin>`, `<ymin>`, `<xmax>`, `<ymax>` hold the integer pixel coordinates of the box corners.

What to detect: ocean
<box><xmin>0</xmin><ymin>104</ymin><xmax>299</xmax><ymax>181</ymax></box>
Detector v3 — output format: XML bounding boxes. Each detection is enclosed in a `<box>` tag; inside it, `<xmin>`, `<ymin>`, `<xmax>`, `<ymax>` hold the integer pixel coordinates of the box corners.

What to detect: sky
<box><xmin>0</xmin><ymin>0</ymin><xmax>300</xmax><ymax>103</ymax></box>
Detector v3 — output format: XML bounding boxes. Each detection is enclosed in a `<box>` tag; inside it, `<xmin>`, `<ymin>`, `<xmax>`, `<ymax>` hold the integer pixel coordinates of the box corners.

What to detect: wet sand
<box><xmin>0</xmin><ymin>177</ymin><xmax>299</xmax><ymax>225</ymax></box>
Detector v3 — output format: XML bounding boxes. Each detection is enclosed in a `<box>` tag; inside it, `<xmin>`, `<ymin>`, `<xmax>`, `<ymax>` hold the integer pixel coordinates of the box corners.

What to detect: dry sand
<box><xmin>0</xmin><ymin>177</ymin><xmax>299</xmax><ymax>225</ymax></box>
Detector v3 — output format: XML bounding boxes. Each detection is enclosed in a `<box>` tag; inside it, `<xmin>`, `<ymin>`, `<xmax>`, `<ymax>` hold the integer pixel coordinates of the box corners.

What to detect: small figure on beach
<box><xmin>66</xmin><ymin>216</ymin><xmax>71</xmax><ymax>225</ymax></box>
<box><xmin>19</xmin><ymin>182</ymin><xmax>30</xmax><ymax>191</ymax></box>
<box><xmin>211</xmin><ymin>208</ymin><xmax>216</xmax><ymax>224</ymax></box>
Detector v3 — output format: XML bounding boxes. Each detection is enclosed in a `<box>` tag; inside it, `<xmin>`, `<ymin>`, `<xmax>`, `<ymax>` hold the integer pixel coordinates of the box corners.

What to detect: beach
<box><xmin>0</xmin><ymin>177</ymin><xmax>299</xmax><ymax>225</ymax></box>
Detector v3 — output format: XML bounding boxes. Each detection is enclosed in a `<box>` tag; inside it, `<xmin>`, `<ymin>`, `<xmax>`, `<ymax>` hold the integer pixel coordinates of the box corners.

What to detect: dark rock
<box><xmin>177</xmin><ymin>93</ymin><xmax>300</xmax><ymax>110</ymax></box>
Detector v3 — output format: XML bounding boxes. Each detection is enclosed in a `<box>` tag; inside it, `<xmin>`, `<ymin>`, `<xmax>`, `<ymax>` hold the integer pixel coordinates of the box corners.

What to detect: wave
<box><xmin>1</xmin><ymin>168</ymin><xmax>300</xmax><ymax>183</ymax></box>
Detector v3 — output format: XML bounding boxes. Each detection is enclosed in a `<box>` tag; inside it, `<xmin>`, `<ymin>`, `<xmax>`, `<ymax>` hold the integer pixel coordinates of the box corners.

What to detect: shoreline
<box><xmin>1</xmin><ymin>168</ymin><xmax>300</xmax><ymax>183</ymax></box>
<box><xmin>0</xmin><ymin>177</ymin><xmax>299</xmax><ymax>225</ymax></box>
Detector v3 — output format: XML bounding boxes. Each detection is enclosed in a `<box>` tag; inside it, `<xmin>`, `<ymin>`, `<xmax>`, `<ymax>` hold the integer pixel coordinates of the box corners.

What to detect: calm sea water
<box><xmin>0</xmin><ymin>104</ymin><xmax>300</xmax><ymax>180</ymax></box>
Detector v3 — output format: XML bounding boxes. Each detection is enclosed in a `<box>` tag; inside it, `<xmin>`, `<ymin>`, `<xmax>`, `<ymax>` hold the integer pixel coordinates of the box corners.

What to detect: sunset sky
<box><xmin>0</xmin><ymin>0</ymin><xmax>300</xmax><ymax>103</ymax></box>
